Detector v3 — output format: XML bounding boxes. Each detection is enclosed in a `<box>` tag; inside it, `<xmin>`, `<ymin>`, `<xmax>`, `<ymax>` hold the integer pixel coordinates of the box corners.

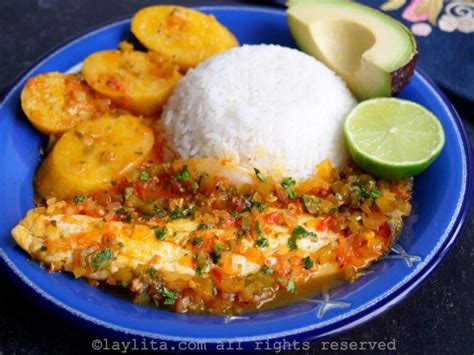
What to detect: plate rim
<box><xmin>0</xmin><ymin>5</ymin><xmax>472</xmax><ymax>343</ymax></box>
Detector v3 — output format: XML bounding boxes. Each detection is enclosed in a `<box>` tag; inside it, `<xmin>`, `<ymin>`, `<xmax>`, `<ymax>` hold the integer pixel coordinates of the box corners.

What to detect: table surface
<box><xmin>1</xmin><ymin>0</ymin><xmax>473</xmax><ymax>354</ymax></box>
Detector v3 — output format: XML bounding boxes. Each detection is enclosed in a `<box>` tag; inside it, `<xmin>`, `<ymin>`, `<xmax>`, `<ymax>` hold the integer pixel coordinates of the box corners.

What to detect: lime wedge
<box><xmin>343</xmin><ymin>98</ymin><xmax>445</xmax><ymax>180</ymax></box>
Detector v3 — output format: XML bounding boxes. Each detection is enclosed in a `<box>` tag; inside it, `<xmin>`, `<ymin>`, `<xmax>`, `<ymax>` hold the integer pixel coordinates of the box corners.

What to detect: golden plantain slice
<box><xmin>20</xmin><ymin>72</ymin><xmax>105</xmax><ymax>134</ymax></box>
<box><xmin>35</xmin><ymin>114</ymin><xmax>154</xmax><ymax>200</ymax></box>
<box><xmin>82</xmin><ymin>47</ymin><xmax>182</xmax><ymax>115</ymax></box>
<box><xmin>131</xmin><ymin>6</ymin><xmax>239</xmax><ymax>70</ymax></box>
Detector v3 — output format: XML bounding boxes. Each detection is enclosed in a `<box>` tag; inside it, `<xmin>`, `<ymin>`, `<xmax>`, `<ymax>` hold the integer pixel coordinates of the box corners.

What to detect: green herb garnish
<box><xmin>251</xmin><ymin>200</ymin><xmax>268</xmax><ymax>212</ymax></box>
<box><xmin>254</xmin><ymin>168</ymin><xmax>267</xmax><ymax>183</ymax></box>
<box><xmin>90</xmin><ymin>247</ymin><xmax>114</xmax><ymax>272</ymax></box>
<box><xmin>211</xmin><ymin>243</ymin><xmax>224</xmax><ymax>264</ymax></box>
<box><xmin>169</xmin><ymin>206</ymin><xmax>195</xmax><ymax>220</ymax></box>
<box><xmin>197</xmin><ymin>224</ymin><xmax>211</xmax><ymax>230</ymax></box>
<box><xmin>254</xmin><ymin>221</ymin><xmax>269</xmax><ymax>247</ymax></box>
<box><xmin>255</xmin><ymin>221</ymin><xmax>265</xmax><ymax>239</ymax></box>
<box><xmin>139</xmin><ymin>170</ymin><xmax>150</xmax><ymax>182</ymax></box>
<box><xmin>288</xmin><ymin>226</ymin><xmax>317</xmax><ymax>250</ymax></box>
<box><xmin>73</xmin><ymin>195</ymin><xmax>85</xmax><ymax>204</ymax></box>
<box><xmin>281</xmin><ymin>177</ymin><xmax>297</xmax><ymax>198</ymax></box>
<box><xmin>195</xmin><ymin>265</ymin><xmax>204</xmax><ymax>275</ymax></box>
<box><xmin>302</xmin><ymin>256</ymin><xmax>314</xmax><ymax>270</ymax></box>
<box><xmin>154</xmin><ymin>205</ymin><xmax>165</xmax><ymax>217</ymax></box>
<box><xmin>371</xmin><ymin>189</ymin><xmax>381</xmax><ymax>199</ymax></box>
<box><xmin>157</xmin><ymin>285</ymin><xmax>178</xmax><ymax>305</ymax></box>
<box><xmin>329</xmin><ymin>207</ymin><xmax>338</xmax><ymax>215</ymax></box>
<box><xmin>255</xmin><ymin>237</ymin><xmax>269</xmax><ymax>248</ymax></box>
<box><xmin>154</xmin><ymin>226</ymin><xmax>168</xmax><ymax>241</ymax></box>
<box><xmin>293</xmin><ymin>225</ymin><xmax>317</xmax><ymax>238</ymax></box>
<box><xmin>191</xmin><ymin>237</ymin><xmax>203</xmax><ymax>246</ymax></box>
<box><xmin>286</xmin><ymin>280</ymin><xmax>296</xmax><ymax>294</ymax></box>
<box><xmin>175</xmin><ymin>165</ymin><xmax>190</xmax><ymax>181</ymax></box>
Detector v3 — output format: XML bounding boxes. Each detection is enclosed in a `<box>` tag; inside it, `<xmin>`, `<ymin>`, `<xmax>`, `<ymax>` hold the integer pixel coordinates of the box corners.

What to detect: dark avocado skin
<box><xmin>390</xmin><ymin>23</ymin><xmax>418</xmax><ymax>97</ymax></box>
<box><xmin>391</xmin><ymin>53</ymin><xmax>417</xmax><ymax>96</ymax></box>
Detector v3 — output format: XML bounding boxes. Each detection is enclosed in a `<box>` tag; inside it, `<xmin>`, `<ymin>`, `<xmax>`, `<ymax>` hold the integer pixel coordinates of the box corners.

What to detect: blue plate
<box><xmin>0</xmin><ymin>6</ymin><xmax>472</xmax><ymax>345</ymax></box>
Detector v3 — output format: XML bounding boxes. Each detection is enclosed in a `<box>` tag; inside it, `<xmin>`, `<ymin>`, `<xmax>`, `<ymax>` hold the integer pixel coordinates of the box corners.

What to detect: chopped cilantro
<box><xmin>154</xmin><ymin>226</ymin><xmax>168</xmax><ymax>241</ymax></box>
<box><xmin>191</xmin><ymin>237</ymin><xmax>203</xmax><ymax>246</ymax></box>
<box><xmin>38</xmin><ymin>246</ymin><xmax>47</xmax><ymax>252</ymax></box>
<box><xmin>175</xmin><ymin>165</ymin><xmax>190</xmax><ymax>181</ymax></box>
<box><xmin>287</xmin><ymin>237</ymin><xmax>298</xmax><ymax>251</ymax></box>
<box><xmin>254</xmin><ymin>168</ymin><xmax>267</xmax><ymax>183</ymax></box>
<box><xmin>157</xmin><ymin>285</ymin><xmax>178</xmax><ymax>305</ymax></box>
<box><xmin>292</xmin><ymin>225</ymin><xmax>317</xmax><ymax>238</ymax></box>
<box><xmin>286</xmin><ymin>280</ymin><xmax>296</xmax><ymax>294</ymax></box>
<box><xmin>297</xmin><ymin>225</ymin><xmax>316</xmax><ymax>237</ymax></box>
<box><xmin>288</xmin><ymin>226</ymin><xmax>317</xmax><ymax>250</ymax></box>
<box><xmin>371</xmin><ymin>189</ymin><xmax>381</xmax><ymax>199</ymax></box>
<box><xmin>169</xmin><ymin>206</ymin><xmax>195</xmax><ymax>220</ymax></box>
<box><xmin>197</xmin><ymin>224</ymin><xmax>211</xmax><ymax>230</ymax></box>
<box><xmin>254</xmin><ymin>221</ymin><xmax>269</xmax><ymax>247</ymax></box>
<box><xmin>359</xmin><ymin>185</ymin><xmax>370</xmax><ymax>198</ymax></box>
<box><xmin>216</xmin><ymin>182</ymin><xmax>225</xmax><ymax>191</ymax></box>
<box><xmin>169</xmin><ymin>207</ymin><xmax>185</xmax><ymax>219</ymax></box>
<box><xmin>329</xmin><ymin>207</ymin><xmax>338</xmax><ymax>215</ymax></box>
<box><xmin>255</xmin><ymin>221</ymin><xmax>265</xmax><ymax>239</ymax></box>
<box><xmin>302</xmin><ymin>256</ymin><xmax>314</xmax><ymax>270</ymax></box>
<box><xmin>73</xmin><ymin>195</ymin><xmax>85</xmax><ymax>204</ymax></box>
<box><xmin>50</xmin><ymin>220</ymin><xmax>57</xmax><ymax>227</ymax></box>
<box><xmin>195</xmin><ymin>265</ymin><xmax>205</xmax><ymax>275</ymax></box>
<box><xmin>138</xmin><ymin>170</ymin><xmax>150</xmax><ymax>182</ymax></box>
<box><xmin>153</xmin><ymin>205</ymin><xmax>165</xmax><ymax>217</ymax></box>
<box><xmin>251</xmin><ymin>200</ymin><xmax>268</xmax><ymax>212</ymax></box>
<box><xmin>261</xmin><ymin>264</ymin><xmax>273</xmax><ymax>275</ymax></box>
<box><xmin>74</xmin><ymin>131</ymin><xmax>84</xmax><ymax>139</ymax></box>
<box><xmin>281</xmin><ymin>177</ymin><xmax>297</xmax><ymax>198</ymax></box>
<box><xmin>191</xmin><ymin>181</ymin><xmax>200</xmax><ymax>193</ymax></box>
<box><xmin>255</xmin><ymin>237</ymin><xmax>269</xmax><ymax>248</ymax></box>
<box><xmin>211</xmin><ymin>243</ymin><xmax>224</xmax><ymax>264</ymax></box>
<box><xmin>90</xmin><ymin>247</ymin><xmax>114</xmax><ymax>272</ymax></box>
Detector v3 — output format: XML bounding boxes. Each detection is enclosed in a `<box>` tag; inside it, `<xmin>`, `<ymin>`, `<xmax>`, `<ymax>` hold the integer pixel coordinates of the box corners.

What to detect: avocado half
<box><xmin>287</xmin><ymin>0</ymin><xmax>417</xmax><ymax>101</ymax></box>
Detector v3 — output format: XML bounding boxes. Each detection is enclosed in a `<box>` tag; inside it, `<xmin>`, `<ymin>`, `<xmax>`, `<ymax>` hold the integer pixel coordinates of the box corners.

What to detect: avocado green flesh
<box><xmin>287</xmin><ymin>1</ymin><xmax>416</xmax><ymax>101</ymax></box>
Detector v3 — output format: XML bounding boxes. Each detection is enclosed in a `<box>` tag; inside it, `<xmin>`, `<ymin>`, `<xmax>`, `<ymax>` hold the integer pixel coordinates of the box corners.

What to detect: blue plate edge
<box><xmin>0</xmin><ymin>5</ymin><xmax>472</xmax><ymax>344</ymax></box>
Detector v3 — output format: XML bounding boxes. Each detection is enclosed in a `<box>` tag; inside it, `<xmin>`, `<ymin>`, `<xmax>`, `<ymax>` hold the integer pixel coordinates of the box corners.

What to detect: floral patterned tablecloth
<box><xmin>276</xmin><ymin>0</ymin><xmax>474</xmax><ymax>102</ymax></box>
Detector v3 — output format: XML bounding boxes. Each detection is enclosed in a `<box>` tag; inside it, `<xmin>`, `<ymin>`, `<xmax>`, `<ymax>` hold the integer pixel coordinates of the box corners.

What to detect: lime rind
<box><xmin>343</xmin><ymin>98</ymin><xmax>445</xmax><ymax>180</ymax></box>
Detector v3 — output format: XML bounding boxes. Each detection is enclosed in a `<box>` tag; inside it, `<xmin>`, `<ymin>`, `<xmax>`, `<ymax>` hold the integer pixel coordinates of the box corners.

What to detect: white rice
<box><xmin>162</xmin><ymin>45</ymin><xmax>356</xmax><ymax>180</ymax></box>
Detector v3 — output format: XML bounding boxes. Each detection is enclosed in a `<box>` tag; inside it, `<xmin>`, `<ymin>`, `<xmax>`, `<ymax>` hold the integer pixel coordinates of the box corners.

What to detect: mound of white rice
<box><xmin>162</xmin><ymin>45</ymin><xmax>356</xmax><ymax>180</ymax></box>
